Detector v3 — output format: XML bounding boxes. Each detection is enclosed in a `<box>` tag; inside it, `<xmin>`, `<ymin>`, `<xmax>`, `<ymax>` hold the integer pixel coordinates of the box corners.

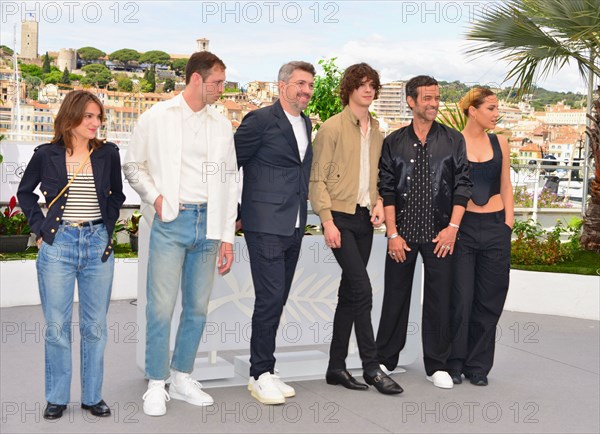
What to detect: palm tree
<box><xmin>466</xmin><ymin>0</ymin><xmax>599</xmax><ymax>97</ymax></box>
<box><xmin>580</xmin><ymin>87</ymin><xmax>600</xmax><ymax>250</ymax></box>
<box><xmin>466</xmin><ymin>0</ymin><xmax>600</xmax><ymax>251</ymax></box>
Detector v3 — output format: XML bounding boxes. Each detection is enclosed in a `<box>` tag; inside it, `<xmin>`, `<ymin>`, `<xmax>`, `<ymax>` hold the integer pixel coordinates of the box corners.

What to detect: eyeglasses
<box><xmin>204</xmin><ymin>80</ymin><xmax>225</xmax><ymax>87</ymax></box>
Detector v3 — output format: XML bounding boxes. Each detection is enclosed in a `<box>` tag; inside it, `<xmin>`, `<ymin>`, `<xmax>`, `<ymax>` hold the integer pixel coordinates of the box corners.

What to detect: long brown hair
<box><xmin>52</xmin><ymin>90</ymin><xmax>105</xmax><ymax>154</ymax></box>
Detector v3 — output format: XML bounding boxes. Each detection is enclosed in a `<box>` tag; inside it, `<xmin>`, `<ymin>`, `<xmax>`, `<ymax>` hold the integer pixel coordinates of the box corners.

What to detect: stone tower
<box><xmin>57</xmin><ymin>48</ymin><xmax>78</xmax><ymax>72</ymax></box>
<box><xmin>196</xmin><ymin>38</ymin><xmax>209</xmax><ymax>52</ymax></box>
<box><xmin>21</xmin><ymin>19</ymin><xmax>39</xmax><ymax>60</ymax></box>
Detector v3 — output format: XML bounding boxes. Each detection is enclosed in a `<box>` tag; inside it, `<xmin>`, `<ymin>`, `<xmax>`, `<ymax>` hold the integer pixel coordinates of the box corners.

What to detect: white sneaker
<box><xmin>380</xmin><ymin>364</ymin><xmax>407</xmax><ymax>375</ymax></box>
<box><xmin>143</xmin><ymin>380</ymin><xmax>170</xmax><ymax>416</ymax></box>
<box><xmin>169</xmin><ymin>371</ymin><xmax>214</xmax><ymax>406</ymax></box>
<box><xmin>250</xmin><ymin>372</ymin><xmax>286</xmax><ymax>405</ymax></box>
<box><xmin>426</xmin><ymin>371</ymin><xmax>454</xmax><ymax>389</ymax></box>
<box><xmin>248</xmin><ymin>371</ymin><xmax>295</xmax><ymax>398</ymax></box>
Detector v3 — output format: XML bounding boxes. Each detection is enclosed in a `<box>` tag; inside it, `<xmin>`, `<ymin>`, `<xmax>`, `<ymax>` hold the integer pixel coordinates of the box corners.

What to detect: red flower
<box><xmin>6</xmin><ymin>196</ymin><xmax>21</xmax><ymax>217</ymax></box>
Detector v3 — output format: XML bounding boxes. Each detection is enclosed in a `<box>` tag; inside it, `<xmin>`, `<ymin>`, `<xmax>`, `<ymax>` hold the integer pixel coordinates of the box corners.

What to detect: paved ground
<box><xmin>1</xmin><ymin>300</ymin><xmax>598</xmax><ymax>433</ymax></box>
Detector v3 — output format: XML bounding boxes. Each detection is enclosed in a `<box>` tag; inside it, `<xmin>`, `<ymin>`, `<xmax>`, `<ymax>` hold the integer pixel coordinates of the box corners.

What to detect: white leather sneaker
<box><xmin>142</xmin><ymin>380</ymin><xmax>170</xmax><ymax>416</ymax></box>
<box><xmin>380</xmin><ymin>364</ymin><xmax>407</xmax><ymax>375</ymax></box>
<box><xmin>426</xmin><ymin>371</ymin><xmax>454</xmax><ymax>389</ymax></box>
<box><xmin>248</xmin><ymin>371</ymin><xmax>295</xmax><ymax>398</ymax></box>
<box><xmin>169</xmin><ymin>371</ymin><xmax>214</xmax><ymax>406</ymax></box>
<box><xmin>250</xmin><ymin>372</ymin><xmax>286</xmax><ymax>405</ymax></box>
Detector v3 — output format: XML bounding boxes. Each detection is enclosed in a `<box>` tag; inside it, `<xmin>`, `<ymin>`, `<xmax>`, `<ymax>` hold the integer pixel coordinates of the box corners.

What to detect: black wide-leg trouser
<box><xmin>376</xmin><ymin>242</ymin><xmax>454</xmax><ymax>376</ymax></box>
<box><xmin>448</xmin><ymin>210</ymin><xmax>511</xmax><ymax>376</ymax></box>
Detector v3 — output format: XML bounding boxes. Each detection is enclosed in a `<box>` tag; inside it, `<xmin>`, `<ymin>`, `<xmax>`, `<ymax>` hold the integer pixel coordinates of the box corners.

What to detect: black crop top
<box><xmin>470</xmin><ymin>134</ymin><xmax>502</xmax><ymax>206</ymax></box>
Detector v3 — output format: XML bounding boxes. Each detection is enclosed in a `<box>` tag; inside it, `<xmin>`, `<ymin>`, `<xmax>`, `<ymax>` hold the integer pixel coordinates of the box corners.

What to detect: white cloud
<box><xmin>328</xmin><ymin>36</ymin><xmax>587</xmax><ymax>93</ymax></box>
<box><xmin>1</xmin><ymin>1</ymin><xmax>590</xmax><ymax>94</ymax></box>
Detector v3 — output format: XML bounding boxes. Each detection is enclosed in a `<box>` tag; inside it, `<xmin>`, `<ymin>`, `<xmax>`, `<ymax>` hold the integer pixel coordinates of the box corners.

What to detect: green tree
<box><xmin>144</xmin><ymin>67</ymin><xmax>156</xmax><ymax>92</ymax></box>
<box><xmin>109</xmin><ymin>48</ymin><xmax>140</xmax><ymax>67</ymax></box>
<box><xmin>305</xmin><ymin>57</ymin><xmax>344</xmax><ymax>129</ymax></box>
<box><xmin>60</xmin><ymin>67</ymin><xmax>71</xmax><ymax>85</ymax></box>
<box><xmin>69</xmin><ymin>73</ymin><xmax>83</xmax><ymax>82</ymax></box>
<box><xmin>439</xmin><ymin>80</ymin><xmax>470</xmax><ymax>103</ymax></box>
<box><xmin>581</xmin><ymin>87</ymin><xmax>600</xmax><ymax>251</ymax></box>
<box><xmin>24</xmin><ymin>76</ymin><xmax>41</xmax><ymax>100</ymax></box>
<box><xmin>171</xmin><ymin>58</ymin><xmax>188</xmax><ymax>76</ymax></box>
<box><xmin>163</xmin><ymin>78</ymin><xmax>175</xmax><ymax>93</ymax></box>
<box><xmin>78</xmin><ymin>46</ymin><xmax>106</xmax><ymax>62</ymax></box>
<box><xmin>0</xmin><ymin>45</ymin><xmax>13</xmax><ymax>56</ymax></box>
<box><xmin>117</xmin><ymin>77</ymin><xmax>134</xmax><ymax>92</ymax></box>
<box><xmin>139</xmin><ymin>79</ymin><xmax>153</xmax><ymax>93</ymax></box>
<box><xmin>81</xmin><ymin>64</ymin><xmax>112</xmax><ymax>88</ymax></box>
<box><xmin>42</xmin><ymin>52</ymin><xmax>51</xmax><ymax>74</ymax></box>
<box><xmin>19</xmin><ymin>63</ymin><xmax>43</xmax><ymax>78</ymax></box>
<box><xmin>466</xmin><ymin>0</ymin><xmax>600</xmax><ymax>250</ymax></box>
<box><xmin>139</xmin><ymin>50</ymin><xmax>170</xmax><ymax>66</ymax></box>
<box><xmin>43</xmin><ymin>70</ymin><xmax>63</xmax><ymax>85</ymax></box>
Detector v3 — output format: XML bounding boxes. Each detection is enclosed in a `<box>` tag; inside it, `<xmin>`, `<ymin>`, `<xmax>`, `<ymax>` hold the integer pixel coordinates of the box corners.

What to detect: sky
<box><xmin>0</xmin><ymin>0</ymin><xmax>593</xmax><ymax>94</ymax></box>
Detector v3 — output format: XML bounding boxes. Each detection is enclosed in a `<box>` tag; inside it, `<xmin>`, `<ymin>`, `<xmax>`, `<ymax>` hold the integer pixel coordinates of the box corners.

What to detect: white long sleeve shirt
<box><xmin>123</xmin><ymin>93</ymin><xmax>239</xmax><ymax>244</ymax></box>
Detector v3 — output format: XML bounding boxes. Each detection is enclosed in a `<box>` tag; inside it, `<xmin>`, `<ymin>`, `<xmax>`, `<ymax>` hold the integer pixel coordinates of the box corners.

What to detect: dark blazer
<box><xmin>378</xmin><ymin>121</ymin><xmax>472</xmax><ymax>232</ymax></box>
<box><xmin>17</xmin><ymin>140</ymin><xmax>126</xmax><ymax>262</ymax></box>
<box><xmin>235</xmin><ymin>100</ymin><xmax>313</xmax><ymax>236</ymax></box>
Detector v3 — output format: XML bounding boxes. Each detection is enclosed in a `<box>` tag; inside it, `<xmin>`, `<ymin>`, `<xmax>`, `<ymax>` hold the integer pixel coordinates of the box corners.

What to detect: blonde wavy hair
<box><xmin>459</xmin><ymin>87</ymin><xmax>495</xmax><ymax>117</ymax></box>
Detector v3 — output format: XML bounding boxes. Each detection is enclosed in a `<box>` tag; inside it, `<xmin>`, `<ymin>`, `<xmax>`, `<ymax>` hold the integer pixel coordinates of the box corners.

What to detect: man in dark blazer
<box><xmin>235</xmin><ymin>61</ymin><xmax>315</xmax><ymax>405</ymax></box>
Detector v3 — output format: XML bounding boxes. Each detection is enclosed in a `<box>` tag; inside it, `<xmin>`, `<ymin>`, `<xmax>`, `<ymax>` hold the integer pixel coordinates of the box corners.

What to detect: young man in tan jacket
<box><xmin>309</xmin><ymin>63</ymin><xmax>403</xmax><ymax>395</ymax></box>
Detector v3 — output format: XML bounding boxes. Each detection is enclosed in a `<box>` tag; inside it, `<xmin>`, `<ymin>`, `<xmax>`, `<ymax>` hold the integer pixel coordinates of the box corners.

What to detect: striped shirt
<box><xmin>62</xmin><ymin>172</ymin><xmax>102</xmax><ymax>221</ymax></box>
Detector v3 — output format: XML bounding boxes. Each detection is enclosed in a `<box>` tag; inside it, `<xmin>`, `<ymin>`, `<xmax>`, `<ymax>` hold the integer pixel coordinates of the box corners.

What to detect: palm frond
<box><xmin>465</xmin><ymin>0</ymin><xmax>600</xmax><ymax>97</ymax></box>
<box><xmin>437</xmin><ymin>103</ymin><xmax>467</xmax><ymax>131</ymax></box>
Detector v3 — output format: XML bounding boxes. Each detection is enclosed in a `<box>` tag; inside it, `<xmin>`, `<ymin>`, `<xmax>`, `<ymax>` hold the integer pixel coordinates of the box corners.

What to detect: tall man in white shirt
<box><xmin>235</xmin><ymin>61</ymin><xmax>315</xmax><ymax>405</ymax></box>
<box><xmin>123</xmin><ymin>51</ymin><xmax>238</xmax><ymax>416</ymax></box>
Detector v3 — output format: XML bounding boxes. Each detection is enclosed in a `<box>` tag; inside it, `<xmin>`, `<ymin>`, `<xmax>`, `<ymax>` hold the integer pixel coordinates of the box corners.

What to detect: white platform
<box><xmin>134</xmin><ymin>215</ymin><xmax>422</xmax><ymax>381</ymax></box>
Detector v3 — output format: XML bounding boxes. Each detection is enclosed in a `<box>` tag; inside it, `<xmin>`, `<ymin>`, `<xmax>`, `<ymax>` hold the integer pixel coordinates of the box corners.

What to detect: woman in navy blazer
<box><xmin>17</xmin><ymin>90</ymin><xmax>125</xmax><ymax>420</ymax></box>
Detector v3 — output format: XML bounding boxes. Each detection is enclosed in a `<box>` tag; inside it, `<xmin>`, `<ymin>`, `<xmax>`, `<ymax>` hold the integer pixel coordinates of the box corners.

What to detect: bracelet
<box><xmin>387</xmin><ymin>232</ymin><xmax>399</xmax><ymax>240</ymax></box>
<box><xmin>448</xmin><ymin>223</ymin><xmax>460</xmax><ymax>230</ymax></box>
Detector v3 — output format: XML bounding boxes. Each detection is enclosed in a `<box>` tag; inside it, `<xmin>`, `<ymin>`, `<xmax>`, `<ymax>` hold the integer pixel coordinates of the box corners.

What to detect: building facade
<box><xmin>370</xmin><ymin>81</ymin><xmax>412</xmax><ymax>123</ymax></box>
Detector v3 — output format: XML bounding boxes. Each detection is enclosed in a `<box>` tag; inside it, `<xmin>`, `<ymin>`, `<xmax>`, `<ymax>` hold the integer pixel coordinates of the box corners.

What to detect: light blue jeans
<box><xmin>145</xmin><ymin>204</ymin><xmax>218</xmax><ymax>380</ymax></box>
<box><xmin>36</xmin><ymin>223</ymin><xmax>114</xmax><ymax>406</ymax></box>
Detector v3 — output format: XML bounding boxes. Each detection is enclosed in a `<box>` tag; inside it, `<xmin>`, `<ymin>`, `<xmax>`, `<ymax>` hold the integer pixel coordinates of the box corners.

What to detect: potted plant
<box><xmin>0</xmin><ymin>196</ymin><xmax>31</xmax><ymax>253</ymax></box>
<box><xmin>118</xmin><ymin>210</ymin><xmax>141</xmax><ymax>252</ymax></box>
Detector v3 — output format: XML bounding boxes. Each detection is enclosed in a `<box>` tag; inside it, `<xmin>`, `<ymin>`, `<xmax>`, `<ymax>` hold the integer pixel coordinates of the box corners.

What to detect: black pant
<box><xmin>245</xmin><ymin>229</ymin><xmax>303</xmax><ymax>379</ymax></box>
<box><xmin>376</xmin><ymin>242</ymin><xmax>453</xmax><ymax>376</ymax></box>
<box><xmin>328</xmin><ymin>207</ymin><xmax>379</xmax><ymax>372</ymax></box>
<box><xmin>448</xmin><ymin>210</ymin><xmax>511</xmax><ymax>376</ymax></box>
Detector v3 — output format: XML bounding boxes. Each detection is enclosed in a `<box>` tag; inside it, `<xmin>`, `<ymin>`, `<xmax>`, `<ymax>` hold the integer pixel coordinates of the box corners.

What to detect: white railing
<box><xmin>510</xmin><ymin>156</ymin><xmax>591</xmax><ymax>217</ymax></box>
<box><xmin>1</xmin><ymin>136</ymin><xmax>593</xmax><ymax>216</ymax></box>
<box><xmin>1</xmin><ymin>131</ymin><xmax>131</xmax><ymax>146</ymax></box>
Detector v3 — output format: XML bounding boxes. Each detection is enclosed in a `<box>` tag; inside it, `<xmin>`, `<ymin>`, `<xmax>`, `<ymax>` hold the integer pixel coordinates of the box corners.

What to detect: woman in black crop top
<box><xmin>447</xmin><ymin>87</ymin><xmax>514</xmax><ymax>386</ymax></box>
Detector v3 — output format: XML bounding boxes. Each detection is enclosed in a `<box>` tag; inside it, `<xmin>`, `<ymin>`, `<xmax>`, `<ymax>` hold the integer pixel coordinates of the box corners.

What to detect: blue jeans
<box><xmin>145</xmin><ymin>204</ymin><xmax>218</xmax><ymax>380</ymax></box>
<box><xmin>36</xmin><ymin>223</ymin><xmax>114</xmax><ymax>406</ymax></box>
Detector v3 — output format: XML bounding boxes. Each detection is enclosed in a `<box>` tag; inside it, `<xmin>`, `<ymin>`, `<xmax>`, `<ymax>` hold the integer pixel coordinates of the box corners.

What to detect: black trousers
<box><xmin>448</xmin><ymin>210</ymin><xmax>511</xmax><ymax>376</ymax></box>
<box><xmin>328</xmin><ymin>207</ymin><xmax>379</xmax><ymax>372</ymax></box>
<box><xmin>245</xmin><ymin>229</ymin><xmax>303</xmax><ymax>379</ymax></box>
<box><xmin>376</xmin><ymin>242</ymin><xmax>453</xmax><ymax>376</ymax></box>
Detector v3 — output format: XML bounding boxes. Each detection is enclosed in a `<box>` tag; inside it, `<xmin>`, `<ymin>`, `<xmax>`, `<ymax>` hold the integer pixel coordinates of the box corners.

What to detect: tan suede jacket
<box><xmin>309</xmin><ymin>105</ymin><xmax>384</xmax><ymax>223</ymax></box>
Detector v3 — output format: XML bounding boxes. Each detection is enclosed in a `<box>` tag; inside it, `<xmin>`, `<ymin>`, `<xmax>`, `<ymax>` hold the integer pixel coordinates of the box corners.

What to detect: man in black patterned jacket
<box><xmin>376</xmin><ymin>75</ymin><xmax>472</xmax><ymax>390</ymax></box>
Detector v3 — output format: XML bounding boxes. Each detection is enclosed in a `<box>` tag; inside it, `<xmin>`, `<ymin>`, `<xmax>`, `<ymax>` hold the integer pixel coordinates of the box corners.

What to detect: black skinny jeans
<box><xmin>328</xmin><ymin>206</ymin><xmax>379</xmax><ymax>372</ymax></box>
